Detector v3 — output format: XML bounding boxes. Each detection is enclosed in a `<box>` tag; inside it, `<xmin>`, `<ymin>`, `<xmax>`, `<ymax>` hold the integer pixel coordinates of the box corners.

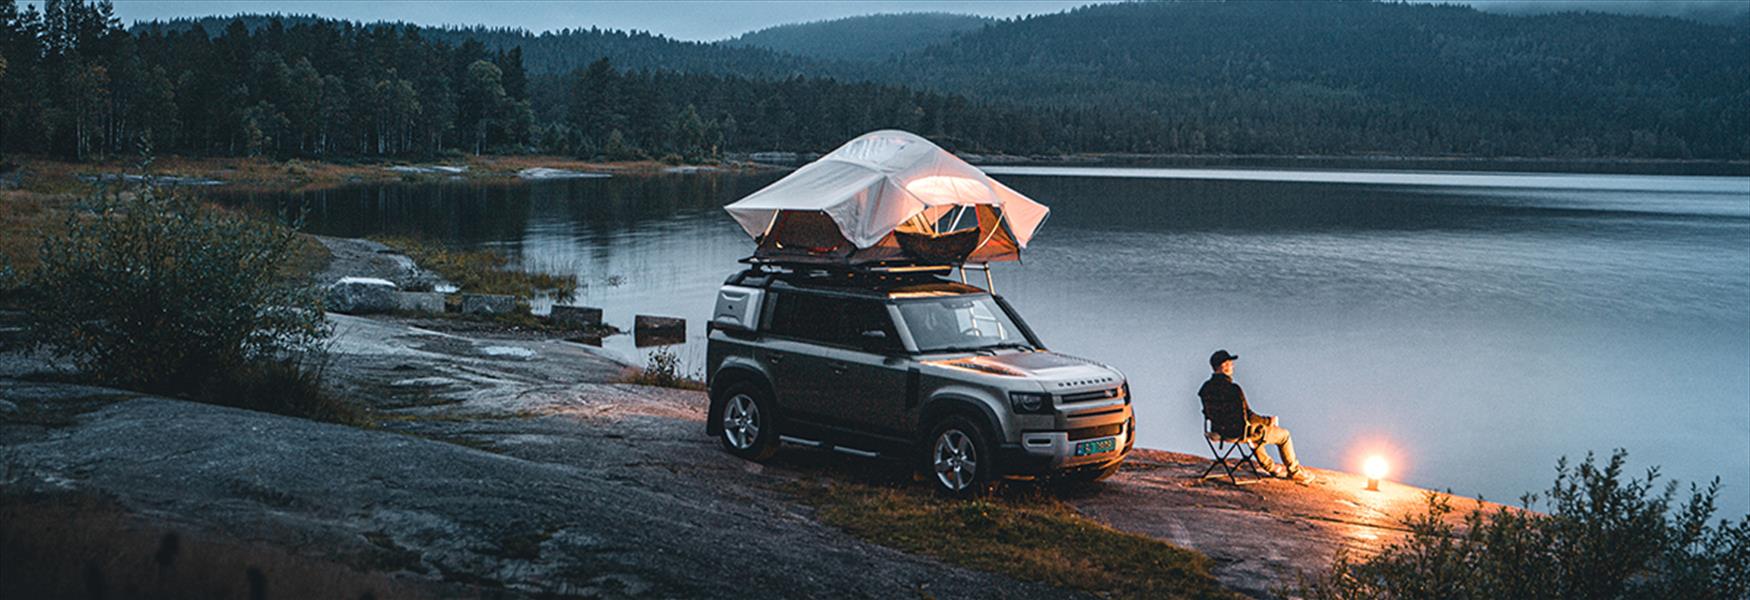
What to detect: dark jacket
<box><xmin>1198</xmin><ymin>373</ymin><xmax>1263</xmax><ymax>440</ymax></box>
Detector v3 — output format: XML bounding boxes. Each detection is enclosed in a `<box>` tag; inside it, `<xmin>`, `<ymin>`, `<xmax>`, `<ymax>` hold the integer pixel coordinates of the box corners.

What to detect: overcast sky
<box><xmin>26</xmin><ymin>1</ymin><xmax>1745</xmax><ymax>41</ymax></box>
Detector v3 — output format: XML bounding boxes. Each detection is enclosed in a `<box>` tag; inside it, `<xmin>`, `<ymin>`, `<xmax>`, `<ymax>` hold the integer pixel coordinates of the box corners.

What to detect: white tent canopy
<box><xmin>724</xmin><ymin>130</ymin><xmax>1050</xmax><ymax>251</ymax></box>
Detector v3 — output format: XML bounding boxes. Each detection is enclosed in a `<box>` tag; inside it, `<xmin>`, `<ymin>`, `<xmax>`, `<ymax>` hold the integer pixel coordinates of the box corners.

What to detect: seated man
<box><xmin>1197</xmin><ymin>350</ymin><xmax>1315</xmax><ymax>483</ymax></box>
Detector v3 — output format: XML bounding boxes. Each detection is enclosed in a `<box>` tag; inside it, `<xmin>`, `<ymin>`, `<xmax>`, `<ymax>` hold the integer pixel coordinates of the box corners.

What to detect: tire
<box><xmin>924</xmin><ymin>416</ymin><xmax>995</xmax><ymax>497</ymax></box>
<box><xmin>717</xmin><ymin>383</ymin><xmax>778</xmax><ymax>461</ymax></box>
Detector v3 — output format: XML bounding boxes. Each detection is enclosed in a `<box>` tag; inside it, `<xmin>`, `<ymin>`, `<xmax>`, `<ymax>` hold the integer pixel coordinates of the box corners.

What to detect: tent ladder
<box><xmin>959</xmin><ymin>263</ymin><xmax>996</xmax><ymax>294</ymax></box>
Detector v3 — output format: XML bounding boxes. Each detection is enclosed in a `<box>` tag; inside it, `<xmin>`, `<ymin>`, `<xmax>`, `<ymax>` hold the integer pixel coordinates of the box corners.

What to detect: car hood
<box><xmin>934</xmin><ymin>351</ymin><xmax>1124</xmax><ymax>389</ymax></box>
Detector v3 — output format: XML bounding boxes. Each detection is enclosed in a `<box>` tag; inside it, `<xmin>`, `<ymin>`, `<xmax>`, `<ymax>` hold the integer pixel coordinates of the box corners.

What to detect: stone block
<box><xmin>549</xmin><ymin>305</ymin><xmax>604</xmax><ymax>328</ymax></box>
<box><xmin>394</xmin><ymin>291</ymin><xmax>446</xmax><ymax>314</ymax></box>
<box><xmin>634</xmin><ymin>315</ymin><xmax>686</xmax><ymax>347</ymax></box>
<box><xmin>461</xmin><ymin>294</ymin><xmax>517</xmax><ymax>316</ymax></box>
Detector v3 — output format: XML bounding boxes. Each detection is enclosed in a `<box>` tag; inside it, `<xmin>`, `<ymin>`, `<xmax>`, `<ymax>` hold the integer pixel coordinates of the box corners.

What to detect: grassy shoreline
<box><xmin>2</xmin><ymin>154</ymin><xmax>770</xmax><ymax>194</ymax></box>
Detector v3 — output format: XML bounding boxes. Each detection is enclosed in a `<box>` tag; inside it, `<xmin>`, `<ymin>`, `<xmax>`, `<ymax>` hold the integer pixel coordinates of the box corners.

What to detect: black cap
<box><xmin>1209</xmin><ymin>350</ymin><xmax>1238</xmax><ymax>369</ymax></box>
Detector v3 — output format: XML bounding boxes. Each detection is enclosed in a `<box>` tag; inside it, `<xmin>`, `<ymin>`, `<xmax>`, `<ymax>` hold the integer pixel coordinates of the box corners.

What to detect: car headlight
<box><xmin>1008</xmin><ymin>391</ymin><xmax>1051</xmax><ymax>414</ymax></box>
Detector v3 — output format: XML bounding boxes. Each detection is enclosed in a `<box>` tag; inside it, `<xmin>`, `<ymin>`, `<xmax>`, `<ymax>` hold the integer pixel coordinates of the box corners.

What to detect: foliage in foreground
<box><xmin>793</xmin><ymin>480</ymin><xmax>1236</xmax><ymax>600</ymax></box>
<box><xmin>9</xmin><ymin>178</ymin><xmax>342</xmax><ymax>419</ymax></box>
<box><xmin>1297</xmin><ymin>450</ymin><xmax>1750</xmax><ymax>600</ymax></box>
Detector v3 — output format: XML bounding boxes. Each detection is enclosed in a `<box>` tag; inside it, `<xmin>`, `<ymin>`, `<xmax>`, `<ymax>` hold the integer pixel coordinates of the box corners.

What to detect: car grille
<box><xmin>1068</xmin><ymin>422</ymin><xmax>1124</xmax><ymax>441</ymax></box>
<box><xmin>1059</xmin><ymin>386</ymin><xmax>1123</xmax><ymax>404</ymax></box>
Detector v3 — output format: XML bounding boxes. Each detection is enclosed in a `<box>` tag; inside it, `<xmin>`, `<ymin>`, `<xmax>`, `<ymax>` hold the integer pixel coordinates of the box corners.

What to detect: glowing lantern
<box><xmin>1363</xmin><ymin>455</ymin><xmax>1389</xmax><ymax>491</ymax></box>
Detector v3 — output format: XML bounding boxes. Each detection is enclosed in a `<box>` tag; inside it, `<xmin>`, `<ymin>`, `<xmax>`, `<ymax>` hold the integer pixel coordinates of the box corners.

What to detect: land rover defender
<box><xmin>705</xmin><ymin>265</ymin><xmax>1133</xmax><ymax>495</ymax></box>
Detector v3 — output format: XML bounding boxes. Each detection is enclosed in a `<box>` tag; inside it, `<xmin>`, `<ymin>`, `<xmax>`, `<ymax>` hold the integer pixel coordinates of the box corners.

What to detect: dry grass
<box><xmin>373</xmin><ymin>235</ymin><xmax>577</xmax><ymax>299</ymax></box>
<box><xmin>0</xmin><ymin>189</ymin><xmax>68</xmax><ymax>273</ymax></box>
<box><xmin>6</xmin><ymin>154</ymin><xmax>764</xmax><ymax>197</ymax></box>
<box><xmin>791</xmin><ymin>480</ymin><xmax>1239</xmax><ymax>600</ymax></box>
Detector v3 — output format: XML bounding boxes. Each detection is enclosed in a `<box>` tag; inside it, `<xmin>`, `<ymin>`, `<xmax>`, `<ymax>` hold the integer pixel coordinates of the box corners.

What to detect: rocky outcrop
<box><xmin>517</xmin><ymin>167</ymin><xmax>610</xmax><ymax>180</ymax></box>
<box><xmin>324</xmin><ymin>277</ymin><xmax>399</xmax><ymax>314</ymax></box>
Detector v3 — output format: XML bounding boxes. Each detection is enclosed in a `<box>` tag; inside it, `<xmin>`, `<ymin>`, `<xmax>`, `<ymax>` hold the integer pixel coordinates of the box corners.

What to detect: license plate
<box><xmin>1074</xmin><ymin>437</ymin><xmax>1116</xmax><ymax>456</ymax></box>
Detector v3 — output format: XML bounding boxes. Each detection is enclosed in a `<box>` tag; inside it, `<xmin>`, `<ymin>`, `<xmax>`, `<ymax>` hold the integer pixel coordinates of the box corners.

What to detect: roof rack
<box><xmin>738</xmin><ymin>256</ymin><xmax>999</xmax><ymax>293</ymax></box>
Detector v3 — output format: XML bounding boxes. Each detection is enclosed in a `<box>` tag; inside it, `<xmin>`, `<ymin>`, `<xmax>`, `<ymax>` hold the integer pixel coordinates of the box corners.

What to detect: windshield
<box><xmin>893</xmin><ymin>295</ymin><xmax>1032</xmax><ymax>353</ymax></box>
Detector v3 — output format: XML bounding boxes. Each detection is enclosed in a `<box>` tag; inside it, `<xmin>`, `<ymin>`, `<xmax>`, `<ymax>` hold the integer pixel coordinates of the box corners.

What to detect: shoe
<box><xmin>1288</xmin><ymin>468</ymin><xmax>1316</xmax><ymax>484</ymax></box>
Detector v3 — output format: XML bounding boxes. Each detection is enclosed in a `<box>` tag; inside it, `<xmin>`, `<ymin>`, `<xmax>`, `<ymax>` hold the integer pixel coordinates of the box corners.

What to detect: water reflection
<box><xmin>214</xmin><ymin>167</ymin><xmax>1750</xmax><ymax>516</ymax></box>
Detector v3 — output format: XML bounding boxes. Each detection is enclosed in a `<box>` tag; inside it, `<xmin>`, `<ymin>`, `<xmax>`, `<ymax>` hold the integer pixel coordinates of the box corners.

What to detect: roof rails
<box><xmin>739</xmin><ymin>256</ymin><xmax>999</xmax><ymax>293</ymax></box>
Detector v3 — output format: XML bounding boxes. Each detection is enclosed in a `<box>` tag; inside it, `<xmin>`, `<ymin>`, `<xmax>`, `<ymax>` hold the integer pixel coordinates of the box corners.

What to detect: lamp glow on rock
<box><xmin>1363</xmin><ymin>455</ymin><xmax>1390</xmax><ymax>492</ymax></box>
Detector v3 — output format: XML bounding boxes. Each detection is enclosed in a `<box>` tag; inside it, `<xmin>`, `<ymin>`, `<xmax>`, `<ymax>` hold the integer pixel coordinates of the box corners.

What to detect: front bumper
<box><xmin>997</xmin><ymin>416</ymin><xmax>1135</xmax><ymax>476</ymax></box>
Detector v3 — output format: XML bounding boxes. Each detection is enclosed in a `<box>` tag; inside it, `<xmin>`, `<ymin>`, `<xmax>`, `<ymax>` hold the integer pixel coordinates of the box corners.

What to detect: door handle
<box><xmin>767</xmin><ymin>353</ymin><xmax>784</xmax><ymax>365</ymax></box>
<box><xmin>829</xmin><ymin>361</ymin><xmax>849</xmax><ymax>374</ymax></box>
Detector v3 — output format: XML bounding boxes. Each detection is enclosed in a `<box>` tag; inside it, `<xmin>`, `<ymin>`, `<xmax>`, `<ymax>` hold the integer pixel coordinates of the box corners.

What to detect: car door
<box><xmin>760</xmin><ymin>291</ymin><xmax>840</xmax><ymax>423</ymax></box>
<box><xmin>815</xmin><ymin>300</ymin><xmax>913</xmax><ymax>443</ymax></box>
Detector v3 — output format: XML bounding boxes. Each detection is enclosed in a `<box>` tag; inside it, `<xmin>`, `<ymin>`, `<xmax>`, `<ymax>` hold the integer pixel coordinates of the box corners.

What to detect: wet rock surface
<box><xmin>0</xmin><ymin>309</ymin><xmax>1494</xmax><ymax>598</ymax></box>
<box><xmin>0</xmin><ymin>315</ymin><xmax>1073</xmax><ymax>599</ymax></box>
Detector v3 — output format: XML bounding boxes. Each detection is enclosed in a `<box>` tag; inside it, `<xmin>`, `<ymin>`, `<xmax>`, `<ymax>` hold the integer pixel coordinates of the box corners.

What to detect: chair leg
<box><xmin>1202</xmin><ymin>439</ymin><xmax>1263</xmax><ymax>485</ymax></box>
<box><xmin>1200</xmin><ymin>438</ymin><xmax>1233</xmax><ymax>480</ymax></box>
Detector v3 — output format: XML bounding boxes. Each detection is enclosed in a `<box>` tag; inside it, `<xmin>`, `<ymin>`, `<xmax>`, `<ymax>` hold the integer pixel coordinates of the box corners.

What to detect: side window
<box><xmin>841</xmin><ymin>300</ymin><xmax>899</xmax><ymax>351</ymax></box>
<box><xmin>767</xmin><ymin>292</ymin><xmax>837</xmax><ymax>344</ymax></box>
<box><xmin>767</xmin><ymin>293</ymin><xmax>896</xmax><ymax>350</ymax></box>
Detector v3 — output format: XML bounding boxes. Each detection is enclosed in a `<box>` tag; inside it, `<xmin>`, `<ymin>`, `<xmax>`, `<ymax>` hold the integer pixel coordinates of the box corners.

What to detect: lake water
<box><xmin>217</xmin><ymin>164</ymin><xmax>1750</xmax><ymax>516</ymax></box>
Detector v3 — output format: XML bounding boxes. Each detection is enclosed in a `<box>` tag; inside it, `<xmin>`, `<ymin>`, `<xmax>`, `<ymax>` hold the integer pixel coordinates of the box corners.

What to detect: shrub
<box><xmin>623</xmin><ymin>346</ymin><xmax>703</xmax><ymax>390</ymax></box>
<box><xmin>1296</xmin><ymin>450</ymin><xmax>1750</xmax><ymax>600</ymax></box>
<box><xmin>14</xmin><ymin>178</ymin><xmax>331</xmax><ymax>397</ymax></box>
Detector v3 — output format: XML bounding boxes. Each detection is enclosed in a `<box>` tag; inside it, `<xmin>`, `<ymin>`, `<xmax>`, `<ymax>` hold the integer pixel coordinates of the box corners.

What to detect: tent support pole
<box><xmin>959</xmin><ymin>263</ymin><xmax>996</xmax><ymax>294</ymax></box>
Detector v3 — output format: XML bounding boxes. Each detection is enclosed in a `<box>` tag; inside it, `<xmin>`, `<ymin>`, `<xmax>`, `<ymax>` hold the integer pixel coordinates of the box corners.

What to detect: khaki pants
<box><xmin>1249</xmin><ymin>424</ymin><xmax>1300</xmax><ymax>472</ymax></box>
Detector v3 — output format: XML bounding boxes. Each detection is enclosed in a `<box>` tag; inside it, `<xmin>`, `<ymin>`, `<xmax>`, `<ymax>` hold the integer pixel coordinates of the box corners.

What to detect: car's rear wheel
<box><xmin>719</xmin><ymin>384</ymin><xmax>778</xmax><ymax>461</ymax></box>
<box><xmin>926</xmin><ymin>416</ymin><xmax>994</xmax><ymax>497</ymax></box>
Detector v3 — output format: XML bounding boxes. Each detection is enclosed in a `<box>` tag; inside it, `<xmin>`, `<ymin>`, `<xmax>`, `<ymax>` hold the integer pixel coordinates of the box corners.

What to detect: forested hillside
<box><xmin>131</xmin><ymin>14</ymin><xmax>825</xmax><ymax>80</ymax></box>
<box><xmin>870</xmin><ymin>2</ymin><xmax>1749</xmax><ymax>158</ymax></box>
<box><xmin>0</xmin><ymin>0</ymin><xmax>1137</xmax><ymax>162</ymax></box>
<box><xmin>721</xmin><ymin>13</ymin><xmax>991</xmax><ymax>61</ymax></box>
<box><xmin>1</xmin><ymin>0</ymin><xmax>1744</xmax><ymax>162</ymax></box>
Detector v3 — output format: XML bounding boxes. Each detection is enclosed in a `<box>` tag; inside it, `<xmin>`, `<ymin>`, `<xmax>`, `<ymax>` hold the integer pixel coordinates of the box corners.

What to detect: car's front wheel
<box><xmin>925</xmin><ymin>416</ymin><xmax>994</xmax><ymax>497</ymax></box>
<box><xmin>718</xmin><ymin>384</ymin><xmax>778</xmax><ymax>461</ymax></box>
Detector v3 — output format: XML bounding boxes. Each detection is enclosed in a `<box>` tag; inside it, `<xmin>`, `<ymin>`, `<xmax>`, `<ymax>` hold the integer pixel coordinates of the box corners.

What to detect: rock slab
<box><xmin>325</xmin><ymin>277</ymin><xmax>399</xmax><ymax>314</ymax></box>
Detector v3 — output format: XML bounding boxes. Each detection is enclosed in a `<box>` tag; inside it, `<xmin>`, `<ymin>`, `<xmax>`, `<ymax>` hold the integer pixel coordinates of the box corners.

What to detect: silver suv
<box><xmin>705</xmin><ymin>266</ymin><xmax>1133</xmax><ymax>495</ymax></box>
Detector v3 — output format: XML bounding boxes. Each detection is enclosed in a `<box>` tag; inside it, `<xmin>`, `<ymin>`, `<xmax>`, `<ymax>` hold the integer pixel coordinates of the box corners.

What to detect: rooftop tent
<box><xmin>724</xmin><ymin>130</ymin><xmax>1049</xmax><ymax>266</ymax></box>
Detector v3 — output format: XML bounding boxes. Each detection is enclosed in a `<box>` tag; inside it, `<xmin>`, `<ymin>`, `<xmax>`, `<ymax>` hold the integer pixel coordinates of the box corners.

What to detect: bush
<box><xmin>623</xmin><ymin>346</ymin><xmax>703</xmax><ymax>390</ymax></box>
<box><xmin>14</xmin><ymin>178</ymin><xmax>331</xmax><ymax>397</ymax></box>
<box><xmin>1296</xmin><ymin>450</ymin><xmax>1750</xmax><ymax>600</ymax></box>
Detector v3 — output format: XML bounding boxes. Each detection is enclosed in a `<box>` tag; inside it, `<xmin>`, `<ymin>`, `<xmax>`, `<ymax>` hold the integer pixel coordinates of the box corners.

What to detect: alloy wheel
<box><xmin>722</xmin><ymin>393</ymin><xmax>760</xmax><ymax>450</ymax></box>
<box><xmin>932</xmin><ymin>429</ymin><xmax>979</xmax><ymax>491</ymax></box>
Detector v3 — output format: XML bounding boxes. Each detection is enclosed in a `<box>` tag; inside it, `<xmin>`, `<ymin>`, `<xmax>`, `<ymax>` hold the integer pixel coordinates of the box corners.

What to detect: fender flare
<box><xmin>918</xmin><ymin>393</ymin><xmax>1004</xmax><ymax>446</ymax></box>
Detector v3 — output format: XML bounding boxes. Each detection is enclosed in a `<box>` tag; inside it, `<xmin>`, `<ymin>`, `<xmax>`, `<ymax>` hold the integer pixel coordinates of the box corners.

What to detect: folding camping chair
<box><xmin>1199</xmin><ymin>418</ymin><xmax>1268</xmax><ymax>485</ymax></box>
